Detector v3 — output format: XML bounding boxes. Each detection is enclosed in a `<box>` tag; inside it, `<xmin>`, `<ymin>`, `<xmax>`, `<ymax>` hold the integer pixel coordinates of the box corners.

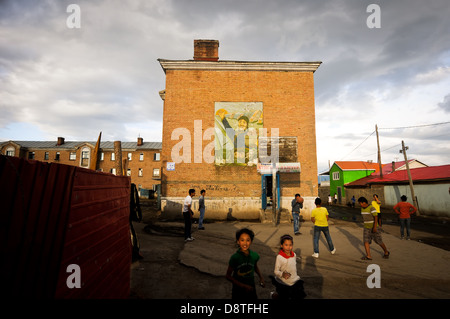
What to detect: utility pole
<box><xmin>400</xmin><ymin>140</ymin><xmax>419</xmax><ymax>215</ymax></box>
<box><xmin>375</xmin><ymin>124</ymin><xmax>383</xmax><ymax>178</ymax></box>
<box><xmin>272</xmin><ymin>165</ymin><xmax>277</xmax><ymax>225</ymax></box>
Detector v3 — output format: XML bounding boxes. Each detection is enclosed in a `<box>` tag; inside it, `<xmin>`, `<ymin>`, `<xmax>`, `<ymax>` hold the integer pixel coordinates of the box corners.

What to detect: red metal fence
<box><xmin>0</xmin><ymin>155</ymin><xmax>131</xmax><ymax>298</ymax></box>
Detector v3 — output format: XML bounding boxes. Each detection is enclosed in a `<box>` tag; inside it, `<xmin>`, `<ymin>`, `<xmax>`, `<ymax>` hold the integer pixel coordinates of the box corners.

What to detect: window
<box><xmin>111</xmin><ymin>152</ymin><xmax>115</xmax><ymax>161</ymax></box>
<box><xmin>127</xmin><ymin>153</ymin><xmax>132</xmax><ymax>161</ymax></box>
<box><xmin>138</xmin><ymin>168</ymin><xmax>143</xmax><ymax>177</ymax></box>
<box><xmin>153</xmin><ymin>168</ymin><xmax>160</xmax><ymax>177</ymax></box>
<box><xmin>55</xmin><ymin>152</ymin><xmax>60</xmax><ymax>161</ymax></box>
<box><xmin>81</xmin><ymin>147</ymin><xmax>90</xmax><ymax>167</ymax></box>
<box><xmin>70</xmin><ymin>152</ymin><xmax>76</xmax><ymax>160</ymax></box>
<box><xmin>6</xmin><ymin>147</ymin><xmax>15</xmax><ymax>156</ymax></box>
<box><xmin>110</xmin><ymin>168</ymin><xmax>116</xmax><ymax>175</ymax></box>
<box><xmin>127</xmin><ymin>168</ymin><xmax>131</xmax><ymax>176</ymax></box>
<box><xmin>100</xmin><ymin>152</ymin><xmax>104</xmax><ymax>161</ymax></box>
<box><xmin>332</xmin><ymin>172</ymin><xmax>340</xmax><ymax>180</ymax></box>
<box><xmin>154</xmin><ymin>153</ymin><xmax>160</xmax><ymax>161</ymax></box>
<box><xmin>44</xmin><ymin>152</ymin><xmax>49</xmax><ymax>160</ymax></box>
<box><xmin>139</xmin><ymin>153</ymin><xmax>144</xmax><ymax>161</ymax></box>
<box><xmin>28</xmin><ymin>152</ymin><xmax>35</xmax><ymax>160</ymax></box>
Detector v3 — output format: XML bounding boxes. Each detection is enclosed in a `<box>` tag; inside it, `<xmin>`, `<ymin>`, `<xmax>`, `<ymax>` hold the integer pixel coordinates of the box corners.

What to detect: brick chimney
<box><xmin>57</xmin><ymin>137</ymin><xmax>65</xmax><ymax>146</ymax></box>
<box><xmin>193</xmin><ymin>39</ymin><xmax>219</xmax><ymax>61</ymax></box>
<box><xmin>137</xmin><ymin>137</ymin><xmax>143</xmax><ymax>146</ymax></box>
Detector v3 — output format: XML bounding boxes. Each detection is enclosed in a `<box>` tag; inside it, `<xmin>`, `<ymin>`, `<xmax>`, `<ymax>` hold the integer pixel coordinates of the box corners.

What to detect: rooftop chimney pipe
<box><xmin>194</xmin><ymin>39</ymin><xmax>219</xmax><ymax>61</ymax></box>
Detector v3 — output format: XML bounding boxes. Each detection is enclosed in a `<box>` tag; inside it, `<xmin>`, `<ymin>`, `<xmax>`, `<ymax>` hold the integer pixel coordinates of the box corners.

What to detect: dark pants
<box><xmin>270</xmin><ymin>276</ymin><xmax>306</xmax><ymax>300</ymax></box>
<box><xmin>183</xmin><ymin>211</ymin><xmax>192</xmax><ymax>239</ymax></box>
<box><xmin>232</xmin><ymin>284</ymin><xmax>257</xmax><ymax>300</ymax></box>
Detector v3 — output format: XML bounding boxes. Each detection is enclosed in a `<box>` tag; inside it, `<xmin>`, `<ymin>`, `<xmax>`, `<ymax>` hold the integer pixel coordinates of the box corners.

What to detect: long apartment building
<box><xmin>0</xmin><ymin>136</ymin><xmax>162</xmax><ymax>192</ymax></box>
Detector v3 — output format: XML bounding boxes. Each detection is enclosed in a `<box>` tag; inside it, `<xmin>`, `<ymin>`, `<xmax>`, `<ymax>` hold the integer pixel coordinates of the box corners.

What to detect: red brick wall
<box><xmin>161</xmin><ymin>69</ymin><xmax>318</xmax><ymax>200</ymax></box>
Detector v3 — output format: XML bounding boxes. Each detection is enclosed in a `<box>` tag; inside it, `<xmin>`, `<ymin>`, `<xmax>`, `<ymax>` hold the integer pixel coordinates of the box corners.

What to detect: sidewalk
<box><xmin>130</xmin><ymin>215</ymin><xmax>450</xmax><ymax>299</ymax></box>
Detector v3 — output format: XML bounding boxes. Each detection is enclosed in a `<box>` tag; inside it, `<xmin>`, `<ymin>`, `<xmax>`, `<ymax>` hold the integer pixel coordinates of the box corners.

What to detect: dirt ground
<box><xmin>129</xmin><ymin>199</ymin><xmax>450</xmax><ymax>301</ymax></box>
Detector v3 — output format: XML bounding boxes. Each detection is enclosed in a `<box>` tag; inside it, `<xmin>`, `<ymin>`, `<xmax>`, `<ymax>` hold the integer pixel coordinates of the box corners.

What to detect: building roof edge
<box><xmin>157</xmin><ymin>59</ymin><xmax>322</xmax><ymax>73</ymax></box>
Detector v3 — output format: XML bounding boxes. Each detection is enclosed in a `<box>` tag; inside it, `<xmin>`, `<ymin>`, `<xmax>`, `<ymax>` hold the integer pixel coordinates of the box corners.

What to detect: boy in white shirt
<box><xmin>183</xmin><ymin>189</ymin><xmax>195</xmax><ymax>242</ymax></box>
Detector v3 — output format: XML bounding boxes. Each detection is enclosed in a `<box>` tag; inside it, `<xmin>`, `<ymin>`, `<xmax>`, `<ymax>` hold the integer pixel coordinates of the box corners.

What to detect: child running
<box><xmin>311</xmin><ymin>197</ymin><xmax>336</xmax><ymax>258</ymax></box>
<box><xmin>226</xmin><ymin>228</ymin><xmax>265</xmax><ymax>299</ymax></box>
<box><xmin>270</xmin><ymin>234</ymin><xmax>306</xmax><ymax>300</ymax></box>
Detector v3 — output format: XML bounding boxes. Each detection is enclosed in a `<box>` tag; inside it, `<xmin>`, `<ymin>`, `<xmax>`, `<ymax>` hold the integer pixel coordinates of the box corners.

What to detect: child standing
<box><xmin>271</xmin><ymin>234</ymin><xmax>306</xmax><ymax>300</ymax></box>
<box><xmin>393</xmin><ymin>195</ymin><xmax>417</xmax><ymax>240</ymax></box>
<box><xmin>372</xmin><ymin>194</ymin><xmax>382</xmax><ymax>227</ymax></box>
<box><xmin>226</xmin><ymin>228</ymin><xmax>265</xmax><ymax>299</ymax></box>
<box><xmin>311</xmin><ymin>197</ymin><xmax>336</xmax><ymax>258</ymax></box>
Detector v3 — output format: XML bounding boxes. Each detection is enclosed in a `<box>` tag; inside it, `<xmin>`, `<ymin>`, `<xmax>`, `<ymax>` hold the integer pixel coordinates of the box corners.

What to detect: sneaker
<box><xmin>189</xmin><ymin>237</ymin><xmax>195</xmax><ymax>240</ymax></box>
<box><xmin>406</xmin><ymin>237</ymin><xmax>410</xmax><ymax>240</ymax></box>
<box><xmin>312</xmin><ymin>253</ymin><xmax>319</xmax><ymax>258</ymax></box>
<box><xmin>185</xmin><ymin>238</ymin><xmax>193</xmax><ymax>242</ymax></box>
<box><xmin>331</xmin><ymin>248</ymin><xmax>336</xmax><ymax>255</ymax></box>
<box><xmin>400</xmin><ymin>236</ymin><xmax>404</xmax><ymax>240</ymax></box>
<box><xmin>198</xmin><ymin>227</ymin><xmax>205</xmax><ymax>230</ymax></box>
<box><xmin>294</xmin><ymin>232</ymin><xmax>301</xmax><ymax>235</ymax></box>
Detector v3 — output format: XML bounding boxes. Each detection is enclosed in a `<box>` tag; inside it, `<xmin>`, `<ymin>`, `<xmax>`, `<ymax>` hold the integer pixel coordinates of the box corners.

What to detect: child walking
<box><xmin>358</xmin><ymin>197</ymin><xmax>390</xmax><ymax>260</ymax></box>
<box><xmin>226</xmin><ymin>228</ymin><xmax>265</xmax><ymax>299</ymax></box>
<box><xmin>270</xmin><ymin>234</ymin><xmax>306</xmax><ymax>300</ymax></box>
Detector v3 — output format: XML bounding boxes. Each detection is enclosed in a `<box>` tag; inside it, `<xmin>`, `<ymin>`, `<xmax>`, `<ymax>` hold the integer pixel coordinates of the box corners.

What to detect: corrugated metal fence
<box><xmin>0</xmin><ymin>155</ymin><xmax>131</xmax><ymax>298</ymax></box>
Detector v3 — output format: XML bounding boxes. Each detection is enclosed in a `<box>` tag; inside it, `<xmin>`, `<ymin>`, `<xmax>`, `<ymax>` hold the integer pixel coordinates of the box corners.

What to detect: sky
<box><xmin>1</xmin><ymin>0</ymin><xmax>449</xmax><ymax>173</ymax></box>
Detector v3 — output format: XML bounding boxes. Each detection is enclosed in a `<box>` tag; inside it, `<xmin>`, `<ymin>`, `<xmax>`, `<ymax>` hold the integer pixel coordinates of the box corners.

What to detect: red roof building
<box><xmin>369</xmin><ymin>164</ymin><xmax>450</xmax><ymax>184</ymax></box>
<box><xmin>344</xmin><ymin>164</ymin><xmax>450</xmax><ymax>217</ymax></box>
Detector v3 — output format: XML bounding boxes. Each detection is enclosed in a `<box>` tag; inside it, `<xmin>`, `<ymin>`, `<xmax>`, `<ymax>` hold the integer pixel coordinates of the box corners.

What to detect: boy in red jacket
<box><xmin>393</xmin><ymin>195</ymin><xmax>417</xmax><ymax>240</ymax></box>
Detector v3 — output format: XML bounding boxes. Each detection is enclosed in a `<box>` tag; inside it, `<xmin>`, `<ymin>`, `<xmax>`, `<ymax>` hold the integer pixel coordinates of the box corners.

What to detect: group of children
<box><xmin>177</xmin><ymin>186</ymin><xmax>416</xmax><ymax>299</ymax></box>
<box><xmin>226</xmin><ymin>228</ymin><xmax>306</xmax><ymax>300</ymax></box>
<box><xmin>225</xmin><ymin>193</ymin><xmax>412</xmax><ymax>300</ymax></box>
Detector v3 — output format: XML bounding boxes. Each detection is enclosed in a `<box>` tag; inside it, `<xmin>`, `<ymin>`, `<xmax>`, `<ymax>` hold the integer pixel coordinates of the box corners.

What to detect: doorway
<box><xmin>261</xmin><ymin>173</ymin><xmax>280</xmax><ymax>210</ymax></box>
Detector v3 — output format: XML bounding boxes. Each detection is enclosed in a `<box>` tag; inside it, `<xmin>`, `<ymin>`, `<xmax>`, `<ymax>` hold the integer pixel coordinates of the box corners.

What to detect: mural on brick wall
<box><xmin>214</xmin><ymin>102</ymin><xmax>263</xmax><ymax>166</ymax></box>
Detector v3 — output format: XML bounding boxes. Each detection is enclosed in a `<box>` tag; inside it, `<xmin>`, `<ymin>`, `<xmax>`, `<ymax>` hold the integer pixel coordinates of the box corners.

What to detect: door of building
<box><xmin>261</xmin><ymin>173</ymin><xmax>280</xmax><ymax>209</ymax></box>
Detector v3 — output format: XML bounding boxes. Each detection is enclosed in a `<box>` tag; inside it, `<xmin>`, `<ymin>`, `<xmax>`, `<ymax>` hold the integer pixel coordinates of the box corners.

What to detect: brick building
<box><xmin>158</xmin><ymin>40</ymin><xmax>321</xmax><ymax>220</ymax></box>
<box><xmin>0</xmin><ymin>137</ymin><xmax>162</xmax><ymax>192</ymax></box>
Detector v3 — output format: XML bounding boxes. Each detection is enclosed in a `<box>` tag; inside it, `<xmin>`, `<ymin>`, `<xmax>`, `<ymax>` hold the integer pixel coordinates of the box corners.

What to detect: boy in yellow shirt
<box><xmin>311</xmin><ymin>198</ymin><xmax>336</xmax><ymax>258</ymax></box>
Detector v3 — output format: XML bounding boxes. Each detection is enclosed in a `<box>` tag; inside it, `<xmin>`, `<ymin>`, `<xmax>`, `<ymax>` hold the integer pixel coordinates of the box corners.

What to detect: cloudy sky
<box><xmin>1</xmin><ymin>0</ymin><xmax>449</xmax><ymax>173</ymax></box>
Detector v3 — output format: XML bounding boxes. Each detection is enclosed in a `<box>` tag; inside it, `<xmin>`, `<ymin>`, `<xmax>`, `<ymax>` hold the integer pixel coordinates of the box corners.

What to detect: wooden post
<box><xmin>272</xmin><ymin>166</ymin><xmax>277</xmax><ymax>225</ymax></box>
<box><xmin>114</xmin><ymin>141</ymin><xmax>123</xmax><ymax>176</ymax></box>
<box><xmin>90</xmin><ymin>132</ymin><xmax>102</xmax><ymax>170</ymax></box>
<box><xmin>401</xmin><ymin>140</ymin><xmax>419</xmax><ymax>215</ymax></box>
<box><xmin>376</xmin><ymin>125</ymin><xmax>383</xmax><ymax>178</ymax></box>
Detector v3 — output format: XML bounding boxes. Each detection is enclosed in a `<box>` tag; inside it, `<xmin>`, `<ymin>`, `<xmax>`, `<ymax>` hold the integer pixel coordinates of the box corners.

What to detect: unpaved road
<box><xmin>130</xmin><ymin>200</ymin><xmax>450</xmax><ymax>300</ymax></box>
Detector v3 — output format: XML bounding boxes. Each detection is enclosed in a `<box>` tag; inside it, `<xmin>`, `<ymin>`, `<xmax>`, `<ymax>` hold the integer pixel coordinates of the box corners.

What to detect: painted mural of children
<box><xmin>226</xmin><ymin>228</ymin><xmax>265</xmax><ymax>299</ymax></box>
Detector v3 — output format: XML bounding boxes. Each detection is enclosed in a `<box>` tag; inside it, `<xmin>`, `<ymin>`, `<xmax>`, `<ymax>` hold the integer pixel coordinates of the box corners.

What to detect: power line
<box><xmin>333</xmin><ymin>121</ymin><xmax>449</xmax><ymax>163</ymax></box>
<box><xmin>378</xmin><ymin>121</ymin><xmax>450</xmax><ymax>130</ymax></box>
<box><xmin>340</xmin><ymin>130</ymin><xmax>375</xmax><ymax>160</ymax></box>
<box><xmin>359</xmin><ymin>143</ymin><xmax>401</xmax><ymax>159</ymax></box>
